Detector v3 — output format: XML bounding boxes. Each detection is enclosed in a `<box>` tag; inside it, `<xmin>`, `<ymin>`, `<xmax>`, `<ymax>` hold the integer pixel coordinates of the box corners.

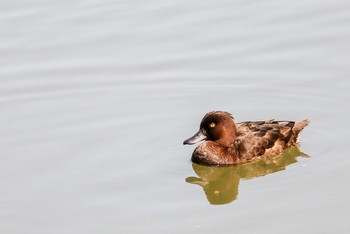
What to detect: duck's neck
<box><xmin>217</xmin><ymin>121</ymin><xmax>238</xmax><ymax>147</ymax></box>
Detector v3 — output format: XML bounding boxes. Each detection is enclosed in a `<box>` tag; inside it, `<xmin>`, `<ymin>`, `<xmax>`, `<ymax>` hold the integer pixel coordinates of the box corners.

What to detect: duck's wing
<box><xmin>235</xmin><ymin>120</ymin><xmax>295</xmax><ymax>159</ymax></box>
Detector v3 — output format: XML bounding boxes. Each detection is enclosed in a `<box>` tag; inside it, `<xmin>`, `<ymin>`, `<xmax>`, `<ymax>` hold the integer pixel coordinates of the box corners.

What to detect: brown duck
<box><xmin>183</xmin><ymin>111</ymin><xmax>310</xmax><ymax>166</ymax></box>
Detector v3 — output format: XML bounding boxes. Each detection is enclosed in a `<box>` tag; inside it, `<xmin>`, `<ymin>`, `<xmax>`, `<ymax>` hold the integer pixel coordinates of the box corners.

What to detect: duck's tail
<box><xmin>292</xmin><ymin>119</ymin><xmax>310</xmax><ymax>143</ymax></box>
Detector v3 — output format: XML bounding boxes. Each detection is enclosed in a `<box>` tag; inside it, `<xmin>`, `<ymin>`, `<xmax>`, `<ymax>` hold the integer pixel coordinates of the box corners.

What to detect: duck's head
<box><xmin>183</xmin><ymin>111</ymin><xmax>237</xmax><ymax>146</ymax></box>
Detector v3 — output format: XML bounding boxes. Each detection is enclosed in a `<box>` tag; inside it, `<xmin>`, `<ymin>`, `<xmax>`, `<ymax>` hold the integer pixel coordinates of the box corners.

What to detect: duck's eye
<box><xmin>209</xmin><ymin>122</ymin><xmax>216</xmax><ymax>128</ymax></box>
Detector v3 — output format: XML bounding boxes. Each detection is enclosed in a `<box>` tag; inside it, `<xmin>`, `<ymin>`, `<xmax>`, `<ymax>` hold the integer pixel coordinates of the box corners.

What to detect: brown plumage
<box><xmin>183</xmin><ymin>111</ymin><xmax>310</xmax><ymax>166</ymax></box>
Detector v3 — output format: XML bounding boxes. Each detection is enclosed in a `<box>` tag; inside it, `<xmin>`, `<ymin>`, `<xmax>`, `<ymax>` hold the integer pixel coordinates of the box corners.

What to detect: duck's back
<box><xmin>235</xmin><ymin>119</ymin><xmax>310</xmax><ymax>161</ymax></box>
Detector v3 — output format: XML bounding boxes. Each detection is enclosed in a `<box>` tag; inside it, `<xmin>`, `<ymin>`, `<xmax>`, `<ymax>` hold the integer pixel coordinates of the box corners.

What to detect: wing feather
<box><xmin>236</xmin><ymin>120</ymin><xmax>294</xmax><ymax>159</ymax></box>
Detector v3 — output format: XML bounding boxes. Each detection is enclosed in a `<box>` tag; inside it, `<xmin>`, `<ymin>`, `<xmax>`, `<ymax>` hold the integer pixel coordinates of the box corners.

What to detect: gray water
<box><xmin>1</xmin><ymin>0</ymin><xmax>350</xmax><ymax>233</ymax></box>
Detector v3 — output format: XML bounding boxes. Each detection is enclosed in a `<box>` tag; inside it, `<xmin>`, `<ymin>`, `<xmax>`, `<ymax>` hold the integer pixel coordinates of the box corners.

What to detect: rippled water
<box><xmin>1</xmin><ymin>0</ymin><xmax>350</xmax><ymax>233</ymax></box>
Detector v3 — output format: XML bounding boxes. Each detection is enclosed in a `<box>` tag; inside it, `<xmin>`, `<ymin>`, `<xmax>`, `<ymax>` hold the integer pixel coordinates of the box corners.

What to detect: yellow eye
<box><xmin>209</xmin><ymin>122</ymin><xmax>216</xmax><ymax>128</ymax></box>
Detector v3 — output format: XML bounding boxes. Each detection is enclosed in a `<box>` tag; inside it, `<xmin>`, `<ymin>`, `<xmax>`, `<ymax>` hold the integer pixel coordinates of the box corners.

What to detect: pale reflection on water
<box><xmin>187</xmin><ymin>146</ymin><xmax>308</xmax><ymax>205</ymax></box>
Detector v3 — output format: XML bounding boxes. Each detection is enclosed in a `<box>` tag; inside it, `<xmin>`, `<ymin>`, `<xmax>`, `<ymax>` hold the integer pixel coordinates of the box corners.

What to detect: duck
<box><xmin>183</xmin><ymin>111</ymin><xmax>310</xmax><ymax>166</ymax></box>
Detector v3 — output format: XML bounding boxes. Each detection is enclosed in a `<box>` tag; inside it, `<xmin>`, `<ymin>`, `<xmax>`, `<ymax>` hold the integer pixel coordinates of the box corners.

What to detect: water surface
<box><xmin>1</xmin><ymin>0</ymin><xmax>350</xmax><ymax>233</ymax></box>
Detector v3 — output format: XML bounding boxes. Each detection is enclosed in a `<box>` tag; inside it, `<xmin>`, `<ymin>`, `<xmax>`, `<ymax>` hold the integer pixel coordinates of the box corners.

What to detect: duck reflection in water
<box><xmin>186</xmin><ymin>146</ymin><xmax>308</xmax><ymax>205</ymax></box>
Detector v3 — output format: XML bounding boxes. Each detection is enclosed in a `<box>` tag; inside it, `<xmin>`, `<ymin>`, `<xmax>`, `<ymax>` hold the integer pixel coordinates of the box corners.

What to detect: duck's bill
<box><xmin>183</xmin><ymin>130</ymin><xmax>206</xmax><ymax>145</ymax></box>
